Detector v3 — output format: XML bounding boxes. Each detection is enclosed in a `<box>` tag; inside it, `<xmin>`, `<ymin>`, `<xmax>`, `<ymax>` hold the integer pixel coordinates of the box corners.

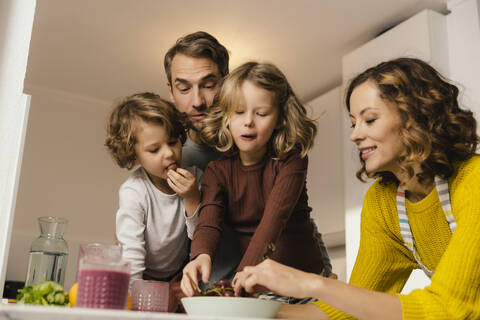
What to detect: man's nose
<box><xmin>192</xmin><ymin>87</ymin><xmax>205</xmax><ymax>109</ymax></box>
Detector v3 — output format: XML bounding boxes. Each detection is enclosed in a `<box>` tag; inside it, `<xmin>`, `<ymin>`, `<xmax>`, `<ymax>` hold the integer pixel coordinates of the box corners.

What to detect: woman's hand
<box><xmin>167</xmin><ymin>168</ymin><xmax>200</xmax><ymax>217</ymax></box>
<box><xmin>180</xmin><ymin>254</ymin><xmax>212</xmax><ymax>297</ymax></box>
<box><xmin>233</xmin><ymin>259</ymin><xmax>322</xmax><ymax>298</ymax></box>
<box><xmin>232</xmin><ymin>272</ymin><xmax>263</xmax><ymax>297</ymax></box>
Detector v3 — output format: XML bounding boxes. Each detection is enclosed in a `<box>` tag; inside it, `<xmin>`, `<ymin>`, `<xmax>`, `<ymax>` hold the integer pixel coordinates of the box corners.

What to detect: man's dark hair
<box><xmin>164</xmin><ymin>31</ymin><xmax>229</xmax><ymax>84</ymax></box>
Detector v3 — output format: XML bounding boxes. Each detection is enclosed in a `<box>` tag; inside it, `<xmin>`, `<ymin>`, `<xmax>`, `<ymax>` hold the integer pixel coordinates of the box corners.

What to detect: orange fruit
<box><xmin>69</xmin><ymin>282</ymin><xmax>78</xmax><ymax>307</ymax></box>
<box><xmin>127</xmin><ymin>294</ymin><xmax>132</xmax><ymax>310</ymax></box>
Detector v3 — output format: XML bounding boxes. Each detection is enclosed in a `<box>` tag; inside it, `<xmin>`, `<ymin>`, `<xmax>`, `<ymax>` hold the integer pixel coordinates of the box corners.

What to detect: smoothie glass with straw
<box><xmin>76</xmin><ymin>243</ymin><xmax>130</xmax><ymax>309</ymax></box>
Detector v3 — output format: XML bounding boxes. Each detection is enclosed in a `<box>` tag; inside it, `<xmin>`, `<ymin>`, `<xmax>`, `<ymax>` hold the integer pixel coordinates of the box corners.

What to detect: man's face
<box><xmin>168</xmin><ymin>54</ymin><xmax>221</xmax><ymax>131</ymax></box>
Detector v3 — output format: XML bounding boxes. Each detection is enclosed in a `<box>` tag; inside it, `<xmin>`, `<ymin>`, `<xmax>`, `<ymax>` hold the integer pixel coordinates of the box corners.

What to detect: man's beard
<box><xmin>188</xmin><ymin>118</ymin><xmax>205</xmax><ymax>132</ymax></box>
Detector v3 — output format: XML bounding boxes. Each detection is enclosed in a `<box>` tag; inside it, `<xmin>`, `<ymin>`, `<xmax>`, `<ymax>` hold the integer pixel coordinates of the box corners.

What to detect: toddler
<box><xmin>105</xmin><ymin>92</ymin><xmax>201</xmax><ymax>284</ymax></box>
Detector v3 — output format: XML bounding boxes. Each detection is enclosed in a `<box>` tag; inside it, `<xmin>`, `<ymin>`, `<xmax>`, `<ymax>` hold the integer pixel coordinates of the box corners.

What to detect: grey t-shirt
<box><xmin>181</xmin><ymin>135</ymin><xmax>220</xmax><ymax>170</ymax></box>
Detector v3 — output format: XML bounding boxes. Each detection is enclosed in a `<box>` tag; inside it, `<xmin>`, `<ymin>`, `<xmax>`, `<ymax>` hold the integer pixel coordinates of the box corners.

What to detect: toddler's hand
<box><xmin>167</xmin><ymin>168</ymin><xmax>200</xmax><ymax>200</ymax></box>
<box><xmin>167</xmin><ymin>168</ymin><xmax>200</xmax><ymax>217</ymax></box>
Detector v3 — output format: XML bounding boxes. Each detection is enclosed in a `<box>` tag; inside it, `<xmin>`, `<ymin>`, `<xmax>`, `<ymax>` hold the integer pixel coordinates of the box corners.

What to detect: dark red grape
<box><xmin>202</xmin><ymin>279</ymin><xmax>234</xmax><ymax>296</ymax></box>
<box><xmin>218</xmin><ymin>279</ymin><xmax>231</xmax><ymax>287</ymax></box>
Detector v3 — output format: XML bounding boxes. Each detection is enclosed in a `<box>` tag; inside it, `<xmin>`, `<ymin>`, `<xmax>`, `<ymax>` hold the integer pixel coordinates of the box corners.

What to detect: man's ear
<box><xmin>167</xmin><ymin>82</ymin><xmax>175</xmax><ymax>104</ymax></box>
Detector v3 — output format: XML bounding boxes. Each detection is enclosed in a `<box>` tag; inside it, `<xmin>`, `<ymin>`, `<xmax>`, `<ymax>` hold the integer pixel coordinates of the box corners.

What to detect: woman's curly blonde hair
<box><xmin>345</xmin><ymin>57</ymin><xmax>479</xmax><ymax>185</ymax></box>
<box><xmin>201</xmin><ymin>61</ymin><xmax>317</xmax><ymax>159</ymax></box>
<box><xmin>105</xmin><ymin>92</ymin><xmax>187</xmax><ymax>169</ymax></box>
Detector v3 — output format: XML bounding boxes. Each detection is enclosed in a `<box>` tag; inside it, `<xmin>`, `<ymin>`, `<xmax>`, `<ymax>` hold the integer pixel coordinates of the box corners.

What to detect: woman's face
<box><xmin>349</xmin><ymin>81</ymin><xmax>404</xmax><ymax>176</ymax></box>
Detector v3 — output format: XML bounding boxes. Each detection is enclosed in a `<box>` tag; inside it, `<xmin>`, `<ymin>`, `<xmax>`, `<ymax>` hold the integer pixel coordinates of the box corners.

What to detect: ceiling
<box><xmin>25</xmin><ymin>0</ymin><xmax>449</xmax><ymax>103</ymax></box>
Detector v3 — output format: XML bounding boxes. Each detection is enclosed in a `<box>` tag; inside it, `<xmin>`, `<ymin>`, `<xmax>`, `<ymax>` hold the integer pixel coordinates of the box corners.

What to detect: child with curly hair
<box><xmin>105</xmin><ymin>92</ymin><xmax>201</xmax><ymax>285</ymax></box>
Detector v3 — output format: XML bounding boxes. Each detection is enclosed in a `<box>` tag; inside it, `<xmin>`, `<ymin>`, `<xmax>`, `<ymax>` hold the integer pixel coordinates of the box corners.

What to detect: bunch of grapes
<box><xmin>202</xmin><ymin>279</ymin><xmax>234</xmax><ymax>297</ymax></box>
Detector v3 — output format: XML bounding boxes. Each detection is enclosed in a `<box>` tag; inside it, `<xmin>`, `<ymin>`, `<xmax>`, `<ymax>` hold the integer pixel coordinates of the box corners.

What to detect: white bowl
<box><xmin>181</xmin><ymin>296</ymin><xmax>282</xmax><ymax>318</ymax></box>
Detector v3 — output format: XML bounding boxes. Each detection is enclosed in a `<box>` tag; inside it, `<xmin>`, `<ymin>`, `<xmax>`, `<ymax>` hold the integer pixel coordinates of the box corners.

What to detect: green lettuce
<box><xmin>16</xmin><ymin>281</ymin><xmax>70</xmax><ymax>306</ymax></box>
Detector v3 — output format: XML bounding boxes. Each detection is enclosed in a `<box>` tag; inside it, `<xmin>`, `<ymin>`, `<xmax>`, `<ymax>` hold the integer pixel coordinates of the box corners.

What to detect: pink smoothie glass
<box><xmin>131</xmin><ymin>279</ymin><xmax>169</xmax><ymax>312</ymax></box>
<box><xmin>76</xmin><ymin>243</ymin><xmax>130</xmax><ymax>309</ymax></box>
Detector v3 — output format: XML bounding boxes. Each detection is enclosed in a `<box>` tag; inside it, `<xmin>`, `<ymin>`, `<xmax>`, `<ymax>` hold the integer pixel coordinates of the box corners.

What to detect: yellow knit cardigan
<box><xmin>313</xmin><ymin>155</ymin><xmax>480</xmax><ymax>319</ymax></box>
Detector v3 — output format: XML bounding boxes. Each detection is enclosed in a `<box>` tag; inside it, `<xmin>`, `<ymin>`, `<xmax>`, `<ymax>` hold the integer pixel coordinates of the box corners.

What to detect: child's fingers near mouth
<box><xmin>166</xmin><ymin>163</ymin><xmax>178</xmax><ymax>171</ymax></box>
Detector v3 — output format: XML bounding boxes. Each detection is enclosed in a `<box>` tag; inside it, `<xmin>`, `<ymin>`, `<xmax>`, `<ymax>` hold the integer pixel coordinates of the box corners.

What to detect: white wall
<box><xmin>307</xmin><ymin>87</ymin><xmax>346</xmax><ymax>281</ymax></box>
<box><xmin>447</xmin><ymin>0</ymin><xmax>480</xmax><ymax>124</ymax></box>
<box><xmin>6</xmin><ymin>85</ymin><xmax>130</xmax><ymax>290</ymax></box>
<box><xmin>0</xmin><ymin>0</ymin><xmax>36</xmax><ymax>296</ymax></box>
<box><xmin>307</xmin><ymin>87</ymin><xmax>344</xmax><ymax>237</ymax></box>
<box><xmin>327</xmin><ymin>246</ymin><xmax>346</xmax><ymax>282</ymax></box>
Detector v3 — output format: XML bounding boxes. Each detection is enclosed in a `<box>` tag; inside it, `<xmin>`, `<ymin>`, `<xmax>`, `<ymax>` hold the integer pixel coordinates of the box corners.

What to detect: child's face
<box><xmin>134</xmin><ymin>119</ymin><xmax>182</xmax><ymax>190</ymax></box>
<box><xmin>229</xmin><ymin>80</ymin><xmax>279</xmax><ymax>165</ymax></box>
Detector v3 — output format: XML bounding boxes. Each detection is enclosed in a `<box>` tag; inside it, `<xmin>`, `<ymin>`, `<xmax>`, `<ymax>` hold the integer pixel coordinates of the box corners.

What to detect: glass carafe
<box><xmin>25</xmin><ymin>216</ymin><xmax>69</xmax><ymax>286</ymax></box>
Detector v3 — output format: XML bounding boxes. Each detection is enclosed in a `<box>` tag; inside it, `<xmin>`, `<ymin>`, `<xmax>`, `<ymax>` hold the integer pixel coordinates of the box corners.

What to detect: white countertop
<box><xmin>0</xmin><ymin>304</ymin><xmax>278</xmax><ymax>320</ymax></box>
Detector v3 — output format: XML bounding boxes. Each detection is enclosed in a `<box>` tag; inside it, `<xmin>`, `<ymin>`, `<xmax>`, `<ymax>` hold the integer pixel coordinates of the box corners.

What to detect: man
<box><xmin>164</xmin><ymin>32</ymin><xmax>240</xmax><ymax>290</ymax></box>
<box><xmin>164</xmin><ymin>31</ymin><xmax>335</xmax><ymax>284</ymax></box>
<box><xmin>165</xmin><ymin>31</ymin><xmax>227</xmax><ymax>170</ymax></box>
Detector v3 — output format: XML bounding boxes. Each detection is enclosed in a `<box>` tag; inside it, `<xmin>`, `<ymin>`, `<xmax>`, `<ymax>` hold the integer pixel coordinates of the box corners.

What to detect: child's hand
<box><xmin>167</xmin><ymin>168</ymin><xmax>199</xmax><ymax>198</ymax></box>
<box><xmin>181</xmin><ymin>254</ymin><xmax>212</xmax><ymax>297</ymax></box>
<box><xmin>167</xmin><ymin>168</ymin><xmax>200</xmax><ymax>217</ymax></box>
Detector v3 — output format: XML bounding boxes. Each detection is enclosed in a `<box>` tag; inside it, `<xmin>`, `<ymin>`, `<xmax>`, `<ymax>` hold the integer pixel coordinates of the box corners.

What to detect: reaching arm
<box><xmin>236</xmin><ymin>259</ymin><xmax>401</xmax><ymax>320</ymax></box>
<box><xmin>189</xmin><ymin>162</ymin><xmax>226</xmax><ymax>267</ymax></box>
<box><xmin>310</xmin><ymin>182</ymin><xmax>415</xmax><ymax>320</ymax></box>
<box><xmin>181</xmin><ymin>253</ymin><xmax>212</xmax><ymax>297</ymax></box>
